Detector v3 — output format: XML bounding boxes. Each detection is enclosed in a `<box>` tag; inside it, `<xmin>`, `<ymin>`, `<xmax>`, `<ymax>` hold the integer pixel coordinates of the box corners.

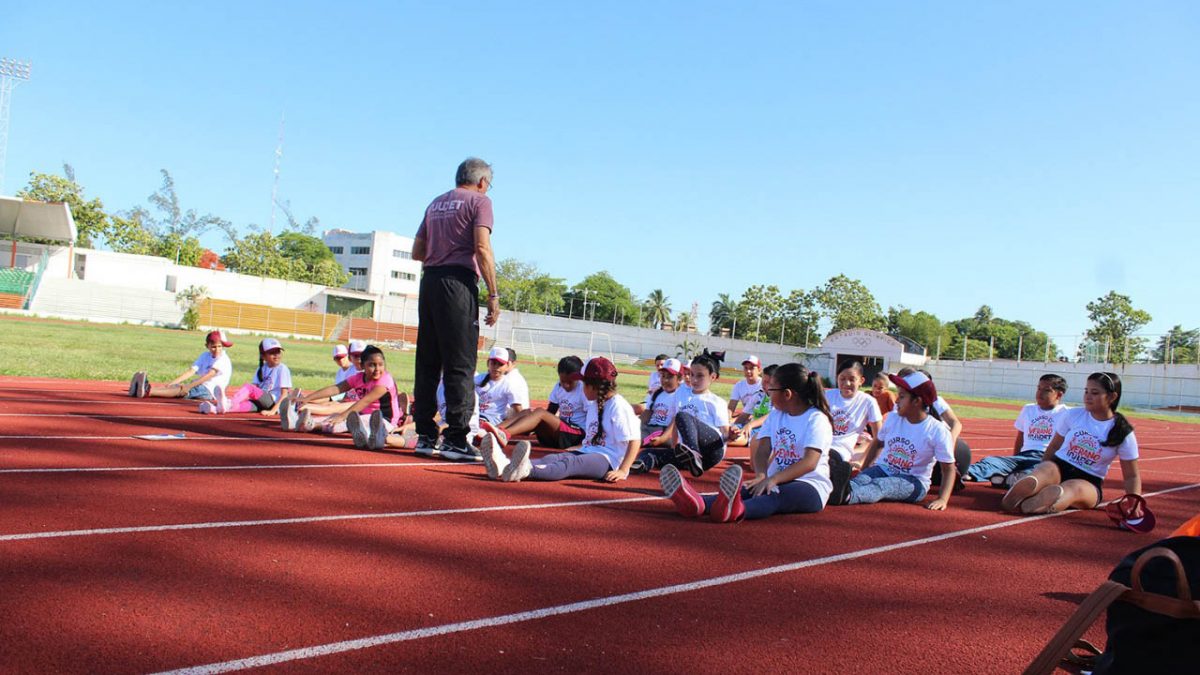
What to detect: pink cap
<box><xmin>348</xmin><ymin>340</ymin><xmax>367</xmax><ymax>355</ymax></box>
<box><xmin>487</xmin><ymin>346</ymin><xmax>510</xmax><ymax>364</ymax></box>
<box><xmin>333</xmin><ymin>344</ymin><xmax>349</xmax><ymax>357</ymax></box>
<box><xmin>742</xmin><ymin>355</ymin><xmax>761</xmax><ymax>367</ymax></box>
<box><xmin>260</xmin><ymin>338</ymin><xmax>283</xmax><ymax>353</ymax></box>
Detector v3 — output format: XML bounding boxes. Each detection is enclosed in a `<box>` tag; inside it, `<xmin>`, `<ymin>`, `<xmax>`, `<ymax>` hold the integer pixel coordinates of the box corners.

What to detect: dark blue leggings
<box><xmin>702</xmin><ymin>480</ymin><xmax>825</xmax><ymax>520</ymax></box>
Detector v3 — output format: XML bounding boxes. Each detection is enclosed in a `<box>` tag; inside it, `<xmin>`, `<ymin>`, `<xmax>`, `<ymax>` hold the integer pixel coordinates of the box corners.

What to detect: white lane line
<box><xmin>0</xmin><ymin>495</ymin><xmax>660</xmax><ymax>542</ymax></box>
<box><xmin>0</xmin><ymin>462</ymin><xmax>460</xmax><ymax>474</ymax></box>
<box><xmin>0</xmin><ymin>398</ymin><xmax>190</xmax><ymax>405</ymax></box>
<box><xmin>155</xmin><ymin>481</ymin><xmax>1200</xmax><ymax>675</ymax></box>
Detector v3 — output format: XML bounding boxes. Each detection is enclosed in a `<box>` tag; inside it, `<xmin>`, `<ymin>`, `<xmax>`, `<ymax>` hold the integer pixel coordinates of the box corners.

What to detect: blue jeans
<box><xmin>702</xmin><ymin>480</ymin><xmax>825</xmax><ymax>520</ymax></box>
<box><xmin>966</xmin><ymin>450</ymin><xmax>1043</xmax><ymax>481</ymax></box>
<box><xmin>186</xmin><ymin>384</ymin><xmax>214</xmax><ymax>400</ymax></box>
<box><xmin>847</xmin><ymin>465</ymin><xmax>927</xmax><ymax>504</ymax></box>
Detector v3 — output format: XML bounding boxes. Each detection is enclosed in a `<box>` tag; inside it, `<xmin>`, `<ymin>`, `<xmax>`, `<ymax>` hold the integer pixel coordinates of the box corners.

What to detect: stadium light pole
<box><xmin>0</xmin><ymin>57</ymin><xmax>32</xmax><ymax>195</ymax></box>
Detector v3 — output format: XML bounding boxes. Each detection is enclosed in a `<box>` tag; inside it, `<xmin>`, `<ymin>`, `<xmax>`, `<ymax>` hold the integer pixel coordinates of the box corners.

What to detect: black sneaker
<box><xmin>413</xmin><ymin>437</ymin><xmax>440</xmax><ymax>458</ymax></box>
<box><xmin>440</xmin><ymin>442</ymin><xmax>478</xmax><ymax>462</ymax></box>
<box><xmin>827</xmin><ymin>452</ymin><xmax>852</xmax><ymax>506</ymax></box>
<box><xmin>673</xmin><ymin>443</ymin><xmax>704</xmax><ymax>478</ymax></box>
<box><xmin>629</xmin><ymin>456</ymin><xmax>652</xmax><ymax>474</ymax></box>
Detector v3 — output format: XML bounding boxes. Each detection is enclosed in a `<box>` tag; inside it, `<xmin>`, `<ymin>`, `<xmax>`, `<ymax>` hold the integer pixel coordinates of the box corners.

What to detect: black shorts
<box><xmin>536</xmin><ymin>420</ymin><xmax>586</xmax><ymax>449</ymax></box>
<box><xmin>1050</xmin><ymin>455</ymin><xmax>1104</xmax><ymax>501</ymax></box>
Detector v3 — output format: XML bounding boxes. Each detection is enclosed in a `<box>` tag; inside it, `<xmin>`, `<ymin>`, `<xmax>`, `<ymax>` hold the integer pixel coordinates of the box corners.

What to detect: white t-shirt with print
<box><xmin>437</xmin><ymin>379</ymin><xmax>481</xmax><ymax>433</ymax></box>
<box><xmin>730</xmin><ymin>378</ymin><xmax>764</xmax><ymax>412</ymax></box>
<box><xmin>253</xmin><ymin>363</ymin><xmax>293</xmax><ymax>400</ymax></box>
<box><xmin>643</xmin><ymin>387</ymin><xmax>683</xmax><ymax>428</ymax></box>
<box><xmin>1015</xmin><ymin>403</ymin><xmax>1069</xmax><ymax>453</ymax></box>
<box><xmin>192</xmin><ymin>351</ymin><xmax>232</xmax><ymax>396</ymax></box>
<box><xmin>476</xmin><ymin>371</ymin><xmax>530</xmax><ymax>424</ymax></box>
<box><xmin>675</xmin><ymin>389</ymin><xmax>730</xmax><ymax>431</ymax></box>
<box><xmin>762</xmin><ymin>407</ymin><xmax>834</xmax><ymax>503</ymax></box>
<box><xmin>1053</xmin><ymin>408</ymin><xmax>1138</xmax><ymax>478</ymax></box>
<box><xmin>549</xmin><ymin>382</ymin><xmax>588</xmax><ymax>429</ymax></box>
<box><xmin>873</xmin><ymin>413</ymin><xmax>955</xmax><ymax>490</ymax></box>
<box><xmin>825</xmin><ymin>390</ymin><xmax>883</xmax><ymax>461</ymax></box>
<box><xmin>578</xmin><ymin>394</ymin><xmax>641</xmax><ymax>469</ymax></box>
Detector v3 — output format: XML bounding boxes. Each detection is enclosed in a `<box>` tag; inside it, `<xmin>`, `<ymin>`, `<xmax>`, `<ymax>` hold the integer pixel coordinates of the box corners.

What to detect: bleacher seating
<box><xmin>0</xmin><ymin>268</ymin><xmax>33</xmax><ymax>296</ymax></box>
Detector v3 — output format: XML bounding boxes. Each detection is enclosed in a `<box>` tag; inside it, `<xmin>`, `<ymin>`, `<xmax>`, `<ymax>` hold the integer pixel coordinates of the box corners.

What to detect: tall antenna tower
<box><xmin>269</xmin><ymin>114</ymin><xmax>284</xmax><ymax>234</ymax></box>
<box><xmin>0</xmin><ymin>58</ymin><xmax>32</xmax><ymax>195</ymax></box>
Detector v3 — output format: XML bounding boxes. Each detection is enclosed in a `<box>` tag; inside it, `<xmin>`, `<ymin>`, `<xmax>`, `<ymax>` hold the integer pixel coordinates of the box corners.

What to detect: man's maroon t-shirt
<box><xmin>415</xmin><ymin>187</ymin><xmax>494</xmax><ymax>277</ymax></box>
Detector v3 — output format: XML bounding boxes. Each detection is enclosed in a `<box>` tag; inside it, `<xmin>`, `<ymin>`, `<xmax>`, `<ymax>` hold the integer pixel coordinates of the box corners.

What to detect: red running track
<box><xmin>1</xmin><ymin>377</ymin><xmax>1199</xmax><ymax>674</ymax></box>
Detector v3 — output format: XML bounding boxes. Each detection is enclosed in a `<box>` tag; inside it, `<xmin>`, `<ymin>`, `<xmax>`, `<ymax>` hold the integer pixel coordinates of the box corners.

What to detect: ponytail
<box><xmin>773</xmin><ymin>363</ymin><xmax>833</xmax><ymax>425</ymax></box>
<box><xmin>256</xmin><ymin>340</ymin><xmax>267</xmax><ymax>383</ymax></box>
<box><xmin>588</xmin><ymin>378</ymin><xmax>616</xmax><ymax>445</ymax></box>
<box><xmin>1089</xmin><ymin>372</ymin><xmax>1134</xmax><ymax>447</ymax></box>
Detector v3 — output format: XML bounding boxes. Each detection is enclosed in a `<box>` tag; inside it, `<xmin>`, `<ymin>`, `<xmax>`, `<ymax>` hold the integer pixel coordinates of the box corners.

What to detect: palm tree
<box><xmin>710</xmin><ymin>293</ymin><xmax>739</xmax><ymax>337</ymax></box>
<box><xmin>642</xmin><ymin>289</ymin><xmax>672</xmax><ymax>329</ymax></box>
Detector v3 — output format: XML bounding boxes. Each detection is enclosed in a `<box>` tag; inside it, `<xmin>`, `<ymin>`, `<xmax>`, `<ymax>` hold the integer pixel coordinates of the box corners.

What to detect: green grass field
<box><xmin>2</xmin><ymin>317</ymin><xmax>1196</xmax><ymax>425</ymax></box>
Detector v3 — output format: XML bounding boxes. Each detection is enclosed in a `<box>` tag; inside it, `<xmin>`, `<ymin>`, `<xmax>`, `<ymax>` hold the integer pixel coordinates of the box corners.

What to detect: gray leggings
<box><xmin>846</xmin><ymin>465</ymin><xmax>928</xmax><ymax>504</ymax></box>
<box><xmin>529</xmin><ymin>451</ymin><xmax>612</xmax><ymax>481</ymax></box>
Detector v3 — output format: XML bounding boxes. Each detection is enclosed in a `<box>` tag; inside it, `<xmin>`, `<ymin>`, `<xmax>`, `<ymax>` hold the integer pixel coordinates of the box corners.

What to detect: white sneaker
<box><xmin>368</xmin><ymin>410</ymin><xmax>388</xmax><ymax>450</ymax></box>
<box><xmin>198</xmin><ymin>401</ymin><xmax>217</xmax><ymax>414</ymax></box>
<box><xmin>502</xmin><ymin>441</ymin><xmax>533</xmax><ymax>482</ymax></box>
<box><xmin>280</xmin><ymin>399</ymin><xmax>296</xmax><ymax>430</ymax></box>
<box><xmin>347</xmin><ymin>413</ymin><xmax>369</xmax><ymax>448</ymax></box>
<box><xmin>297</xmin><ymin>409</ymin><xmax>315</xmax><ymax>432</ymax></box>
<box><xmin>480</xmin><ymin>434</ymin><xmax>510</xmax><ymax>480</ymax></box>
<box><xmin>213</xmin><ymin>386</ymin><xmax>227</xmax><ymax>414</ymax></box>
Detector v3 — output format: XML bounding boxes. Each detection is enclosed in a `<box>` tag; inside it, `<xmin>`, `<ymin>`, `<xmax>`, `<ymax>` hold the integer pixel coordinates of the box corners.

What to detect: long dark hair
<box><xmin>256</xmin><ymin>340</ymin><xmax>268</xmax><ymax>383</ymax></box>
<box><xmin>773</xmin><ymin>363</ymin><xmax>832</xmax><ymax>425</ymax></box>
<box><xmin>1090</xmin><ymin>371</ymin><xmax>1134</xmax><ymax>447</ymax></box>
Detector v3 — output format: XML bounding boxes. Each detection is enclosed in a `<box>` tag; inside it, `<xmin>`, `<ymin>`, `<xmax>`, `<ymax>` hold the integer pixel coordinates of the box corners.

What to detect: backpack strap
<box><xmin>1125</xmin><ymin>546</ymin><xmax>1200</xmax><ymax>619</ymax></box>
<box><xmin>1022</xmin><ymin>580</ymin><xmax>1129</xmax><ymax>675</ymax></box>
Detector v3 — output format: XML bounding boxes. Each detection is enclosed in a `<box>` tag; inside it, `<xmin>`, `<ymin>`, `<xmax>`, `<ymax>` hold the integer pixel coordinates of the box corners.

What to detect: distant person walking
<box><xmin>411</xmin><ymin>158</ymin><xmax>500</xmax><ymax>457</ymax></box>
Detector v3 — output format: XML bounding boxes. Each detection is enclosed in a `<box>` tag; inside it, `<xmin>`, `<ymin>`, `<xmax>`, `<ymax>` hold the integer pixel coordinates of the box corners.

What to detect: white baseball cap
<box><xmin>742</xmin><ymin>355</ymin><xmax>761</xmax><ymax>367</ymax></box>
<box><xmin>348</xmin><ymin>340</ymin><xmax>367</xmax><ymax>355</ymax></box>
<box><xmin>487</xmin><ymin>346</ymin><xmax>510</xmax><ymax>364</ymax></box>
<box><xmin>659</xmin><ymin>358</ymin><xmax>683</xmax><ymax>375</ymax></box>
<box><xmin>332</xmin><ymin>344</ymin><xmax>349</xmax><ymax>357</ymax></box>
<box><xmin>260</xmin><ymin>338</ymin><xmax>283</xmax><ymax>353</ymax></box>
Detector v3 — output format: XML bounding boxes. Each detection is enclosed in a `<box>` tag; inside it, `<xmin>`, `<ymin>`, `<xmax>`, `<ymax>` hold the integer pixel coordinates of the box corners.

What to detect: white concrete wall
<box><xmin>30</xmin><ymin>276</ymin><xmax>183</xmax><ymax>325</ymax></box>
<box><xmin>923</xmin><ymin>359</ymin><xmax>1200</xmax><ymax>410</ymax></box>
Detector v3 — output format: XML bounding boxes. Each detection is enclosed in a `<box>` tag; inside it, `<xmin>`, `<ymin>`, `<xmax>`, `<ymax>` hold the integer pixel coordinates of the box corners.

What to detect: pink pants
<box><xmin>228</xmin><ymin>384</ymin><xmax>269</xmax><ymax>413</ymax></box>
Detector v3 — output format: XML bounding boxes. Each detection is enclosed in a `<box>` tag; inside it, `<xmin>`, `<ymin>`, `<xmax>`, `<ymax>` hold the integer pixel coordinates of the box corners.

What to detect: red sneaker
<box><xmin>659</xmin><ymin>464</ymin><xmax>704</xmax><ymax>518</ymax></box>
<box><xmin>709</xmin><ymin>464</ymin><xmax>746</xmax><ymax>523</ymax></box>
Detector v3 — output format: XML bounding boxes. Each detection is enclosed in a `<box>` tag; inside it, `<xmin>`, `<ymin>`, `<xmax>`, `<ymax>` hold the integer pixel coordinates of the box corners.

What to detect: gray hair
<box><xmin>456</xmin><ymin>157</ymin><xmax>493</xmax><ymax>187</ymax></box>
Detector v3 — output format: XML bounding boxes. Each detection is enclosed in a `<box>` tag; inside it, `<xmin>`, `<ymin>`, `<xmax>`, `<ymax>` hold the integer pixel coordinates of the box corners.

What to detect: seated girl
<box><xmin>841</xmin><ymin>371</ymin><xmax>956</xmax><ymax>511</ymax></box>
<box><xmin>630</xmin><ymin>353</ymin><xmax>729</xmax><ymax>477</ymax></box>
<box><xmin>727</xmin><ymin>364</ymin><xmax>777</xmax><ymax>447</ymax></box>
<box><xmin>284</xmin><ymin>345</ymin><xmax>403</xmax><ymax>451</ymax></box>
<box><xmin>481</xmin><ymin>357</ymin><xmax>640</xmax><ymax>483</ymax></box>
<box><xmin>202</xmin><ymin>338</ymin><xmax>291</xmax><ymax>416</ymax></box>
<box><xmin>1002</xmin><ymin>372</ymin><xmax>1140</xmax><ymax>515</ymax></box>
<box><xmin>824</xmin><ymin>361</ymin><xmax>883</xmax><ymax>467</ymax></box>
<box><xmin>128</xmin><ymin>330</ymin><xmax>232</xmax><ymax>401</ymax></box>
<box><xmin>483</xmin><ymin>356</ymin><xmax>588</xmax><ymax>451</ymax></box>
<box><xmin>661</xmin><ymin>362</ymin><xmax>834</xmax><ymax>523</ymax></box>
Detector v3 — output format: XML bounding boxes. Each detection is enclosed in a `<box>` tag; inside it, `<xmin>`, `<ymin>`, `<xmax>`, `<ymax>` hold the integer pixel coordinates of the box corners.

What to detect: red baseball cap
<box><xmin>206</xmin><ymin>330</ymin><xmax>233</xmax><ymax>348</ymax></box>
<box><xmin>570</xmin><ymin>356</ymin><xmax>618</xmax><ymax>382</ymax></box>
<box><xmin>1105</xmin><ymin>494</ymin><xmax>1157</xmax><ymax>534</ymax></box>
<box><xmin>659</xmin><ymin>358</ymin><xmax>683</xmax><ymax>375</ymax></box>
<box><xmin>888</xmin><ymin>371</ymin><xmax>938</xmax><ymax>407</ymax></box>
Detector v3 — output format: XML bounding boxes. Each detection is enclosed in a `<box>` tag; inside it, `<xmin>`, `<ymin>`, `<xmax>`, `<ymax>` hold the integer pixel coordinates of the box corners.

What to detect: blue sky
<box><xmin>3</xmin><ymin>1</ymin><xmax>1198</xmax><ymax>341</ymax></box>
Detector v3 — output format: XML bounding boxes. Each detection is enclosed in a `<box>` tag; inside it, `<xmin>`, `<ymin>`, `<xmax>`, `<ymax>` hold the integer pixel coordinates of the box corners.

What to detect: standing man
<box><xmin>411</xmin><ymin>157</ymin><xmax>500</xmax><ymax>458</ymax></box>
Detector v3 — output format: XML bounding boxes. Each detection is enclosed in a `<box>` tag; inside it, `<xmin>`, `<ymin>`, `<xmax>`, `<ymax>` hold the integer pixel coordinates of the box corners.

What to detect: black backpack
<box><xmin>1025</xmin><ymin>536</ymin><xmax>1200</xmax><ymax>674</ymax></box>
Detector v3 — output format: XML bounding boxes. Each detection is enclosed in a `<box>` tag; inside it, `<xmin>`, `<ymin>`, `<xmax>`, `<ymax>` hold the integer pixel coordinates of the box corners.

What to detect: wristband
<box><xmin>488</xmin><ymin>294</ymin><xmax>499</xmax><ymax>299</ymax></box>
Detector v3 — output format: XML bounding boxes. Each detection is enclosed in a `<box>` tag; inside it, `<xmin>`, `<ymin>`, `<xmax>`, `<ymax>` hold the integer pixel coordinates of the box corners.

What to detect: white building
<box><xmin>322</xmin><ymin>229</ymin><xmax>421</xmax><ymax>298</ymax></box>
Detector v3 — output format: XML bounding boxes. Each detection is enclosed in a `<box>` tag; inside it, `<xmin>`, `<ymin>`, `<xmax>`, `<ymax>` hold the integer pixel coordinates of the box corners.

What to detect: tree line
<box><xmin>15</xmin><ymin>165</ymin><xmax>348</xmax><ymax>287</ymax></box>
